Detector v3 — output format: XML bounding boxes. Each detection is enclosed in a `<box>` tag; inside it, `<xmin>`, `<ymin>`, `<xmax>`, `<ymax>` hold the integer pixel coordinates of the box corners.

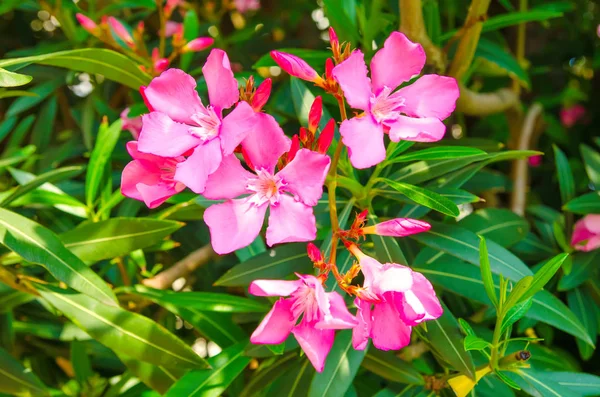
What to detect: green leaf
<box><xmin>86</xmin><ymin>119</ymin><xmax>122</xmax><ymax>208</ymax></box>
<box><xmin>458</xmin><ymin>318</ymin><xmax>476</xmax><ymax>336</ymax></box>
<box><xmin>0</xmin><ymin>208</ymin><xmax>117</xmax><ymax>306</ymax></box>
<box><xmin>384</xmin><ymin>156</ymin><xmax>486</xmax><ymax>185</ymax></box>
<box><xmin>421</xmin><ymin>302</ymin><xmax>476</xmax><ymax>379</ymax></box>
<box><xmin>0</xmin><ymin>49</ymin><xmax>151</xmax><ymax>89</ymax></box>
<box><xmin>35</xmin><ymin>283</ymin><xmax>208</xmax><ymax>369</ymax></box>
<box><xmin>5</xmin><ymin>79</ymin><xmax>62</xmax><ymax>118</ymax></box>
<box><xmin>0</xmin><ymin>346</ymin><xmax>48</xmax><ymax>396</ymax></box>
<box><xmin>397</xmin><ymin>188</ymin><xmax>481</xmax><ymax>219</ymax></box>
<box><xmin>553</xmin><ymin>145</ymin><xmax>576</xmax><ymax>205</ymax></box>
<box><xmin>0</xmin><ymin>145</ymin><xmax>36</xmax><ymax>171</ymax></box>
<box><xmin>240</xmin><ymin>353</ymin><xmax>298</xmax><ymax>397</ymax></box>
<box><xmin>266</xmin><ymin>359</ymin><xmax>316</xmax><ymax>397</ymax></box>
<box><xmin>478</xmin><ymin>237</ymin><xmax>498</xmax><ymax>308</ymax></box>
<box><xmin>290</xmin><ymin>77</ymin><xmax>332</xmax><ymax>129</ymax></box>
<box><xmin>118</xmin><ymin>354</ymin><xmax>184</xmax><ymax>394</ymax></box>
<box><xmin>519</xmin><ymin>253</ymin><xmax>569</xmax><ymax>303</ymax></box>
<box><xmin>463</xmin><ymin>209</ymin><xmax>529</xmax><ymax>248</ymax></box>
<box><xmin>0</xmin><ymin>67</ymin><xmax>32</xmax><ymax>87</ymax></box>
<box><xmin>215</xmin><ymin>243</ymin><xmax>312</xmax><ymax>287</ymax></box>
<box><xmin>381</xmin><ymin>180</ymin><xmax>459</xmax><ymax>217</ymax></box>
<box><xmin>564</xmin><ymin>192</ymin><xmax>600</xmax><ymax>214</ymax></box>
<box><xmin>531</xmin><ymin>371</ymin><xmax>600</xmax><ymax>396</ymax></box>
<box><xmin>309</xmin><ymin>330</ymin><xmax>366</xmax><ymax>397</ymax></box>
<box><xmin>580</xmin><ymin>144</ymin><xmax>600</xmax><ymax>189</ymax></box>
<box><xmin>496</xmin><ymin>371</ymin><xmax>521</xmax><ymax>390</ymax></box>
<box><xmin>386</xmin><ymin>146</ymin><xmax>486</xmax><ymax>164</ymax></box>
<box><xmin>567</xmin><ymin>288</ymin><xmax>597</xmax><ymax>360</ymax></box>
<box><xmin>503</xmin><ymin>276</ymin><xmax>533</xmax><ymax>310</ymax></box>
<box><xmin>165</xmin><ymin>341</ymin><xmax>250</xmax><ymax>397</ymax></box>
<box><xmin>0</xmin><ymin>289</ymin><xmax>35</xmax><ymax>313</ymax></box>
<box><xmin>71</xmin><ymin>340</ymin><xmax>94</xmax><ymax>385</ymax></box>
<box><xmin>463</xmin><ymin>335</ymin><xmax>491</xmax><ymax>351</ymax></box>
<box><xmin>501</xmin><ymin>298</ymin><xmax>533</xmax><ymax>335</ymax></box>
<box><xmin>61</xmin><ymin>217</ymin><xmax>183</xmax><ymax>263</ymax></box>
<box><xmin>475</xmin><ymin>38</ymin><xmax>530</xmax><ymax>88</ymax></box>
<box><xmin>254</xmin><ymin>49</ymin><xmax>330</xmax><ymax>69</ymax></box>
<box><xmin>322</xmin><ymin>0</ymin><xmax>359</xmax><ymax>42</ymax></box>
<box><xmin>512</xmin><ymin>369</ymin><xmax>580</xmax><ymax>397</ymax></box>
<box><xmin>361</xmin><ymin>349</ymin><xmax>424</xmax><ymax>385</ymax></box>
<box><xmin>140</xmin><ymin>289</ymin><xmax>269</xmax><ymax>313</ymax></box>
<box><xmin>235</xmin><ymin>236</ymin><xmax>267</xmax><ymax>262</ymax></box>
<box><xmin>559</xmin><ymin>251</ymin><xmax>600</xmax><ymax>291</ymax></box>
<box><xmin>179</xmin><ymin>10</ymin><xmax>200</xmax><ymax>71</ymax></box>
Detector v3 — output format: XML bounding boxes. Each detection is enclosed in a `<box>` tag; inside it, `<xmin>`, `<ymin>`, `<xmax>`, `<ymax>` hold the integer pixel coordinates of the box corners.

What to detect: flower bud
<box><xmin>287</xmin><ymin>134</ymin><xmax>300</xmax><ymax>163</ymax></box>
<box><xmin>329</xmin><ymin>27</ymin><xmax>338</xmax><ymax>50</ymax></box>
<box><xmin>182</xmin><ymin>37</ymin><xmax>214</xmax><ymax>53</ymax></box>
<box><xmin>308</xmin><ymin>96</ymin><xmax>322</xmax><ymax>133</ymax></box>
<box><xmin>136</xmin><ymin>21</ymin><xmax>145</xmax><ymax>34</ymax></box>
<box><xmin>270</xmin><ymin>51</ymin><xmax>322</xmax><ymax>83</ymax></box>
<box><xmin>307</xmin><ymin>242</ymin><xmax>326</xmax><ymax>270</ymax></box>
<box><xmin>153</xmin><ymin>58</ymin><xmax>170</xmax><ymax>74</ymax></box>
<box><xmin>251</xmin><ymin>78</ymin><xmax>271</xmax><ymax>111</ymax></box>
<box><xmin>165</xmin><ymin>21</ymin><xmax>182</xmax><ymax>38</ymax></box>
<box><xmin>317</xmin><ymin>119</ymin><xmax>335</xmax><ymax>154</ymax></box>
<box><xmin>108</xmin><ymin>17</ymin><xmax>136</xmax><ymax>48</ymax></box>
<box><xmin>76</xmin><ymin>14</ymin><xmax>99</xmax><ymax>35</ymax></box>
<box><xmin>362</xmin><ymin>218</ymin><xmax>431</xmax><ymax>237</ymax></box>
<box><xmin>325</xmin><ymin>58</ymin><xmax>334</xmax><ymax>80</ymax></box>
<box><xmin>299</xmin><ymin>127</ymin><xmax>309</xmax><ymax>144</ymax></box>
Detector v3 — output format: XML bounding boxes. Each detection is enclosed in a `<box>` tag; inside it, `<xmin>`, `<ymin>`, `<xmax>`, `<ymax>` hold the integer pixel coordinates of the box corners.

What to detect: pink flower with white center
<box><xmin>121</xmin><ymin>142</ymin><xmax>185</xmax><ymax>208</ymax></box>
<box><xmin>331</xmin><ymin>32</ymin><xmax>459</xmax><ymax>169</ymax></box>
<box><xmin>137</xmin><ymin>49</ymin><xmax>260</xmax><ymax>196</ymax></box>
<box><xmin>120</xmin><ymin>108</ymin><xmax>143</xmax><ymax>139</ymax></box>
<box><xmin>249</xmin><ymin>274</ymin><xmax>357</xmax><ymax>372</ymax></box>
<box><xmin>572</xmin><ymin>214</ymin><xmax>600</xmax><ymax>252</ymax></box>
<box><xmin>560</xmin><ymin>104</ymin><xmax>586</xmax><ymax>128</ymax></box>
<box><xmin>202</xmin><ymin>119</ymin><xmax>330</xmax><ymax>254</ymax></box>
<box><xmin>361</xmin><ymin>218</ymin><xmax>431</xmax><ymax>237</ymax></box>
<box><xmin>348</xmin><ymin>246</ymin><xmax>442</xmax><ymax>351</ymax></box>
<box><xmin>234</xmin><ymin>0</ymin><xmax>260</xmax><ymax>13</ymax></box>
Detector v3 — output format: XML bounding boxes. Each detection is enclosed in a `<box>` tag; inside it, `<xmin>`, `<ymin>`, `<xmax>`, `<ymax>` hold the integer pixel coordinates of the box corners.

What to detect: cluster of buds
<box><xmin>239</xmin><ymin>75</ymin><xmax>272</xmax><ymax>112</ymax></box>
<box><xmin>328</xmin><ymin>27</ymin><xmax>352</xmax><ymax>65</ymax></box>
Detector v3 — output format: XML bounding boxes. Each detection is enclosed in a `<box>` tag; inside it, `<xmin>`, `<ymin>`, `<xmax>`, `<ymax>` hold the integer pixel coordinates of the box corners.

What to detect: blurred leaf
<box><xmin>35</xmin><ymin>283</ymin><xmax>208</xmax><ymax>369</ymax></box>
<box><xmin>563</xmin><ymin>192</ymin><xmax>600</xmax><ymax>214</ymax></box>
<box><xmin>0</xmin><ymin>145</ymin><xmax>36</xmax><ymax>171</ymax></box>
<box><xmin>567</xmin><ymin>288</ymin><xmax>597</xmax><ymax>360</ymax></box>
<box><xmin>387</xmin><ymin>146</ymin><xmax>486</xmax><ymax>164</ymax></box>
<box><xmin>31</xmin><ymin>96</ymin><xmax>57</xmax><ymax>151</ymax></box>
<box><xmin>463</xmin><ymin>209</ymin><xmax>529</xmax><ymax>248</ymax></box>
<box><xmin>254</xmin><ymin>49</ymin><xmax>330</xmax><ymax>69</ymax></box>
<box><xmin>86</xmin><ymin>118</ymin><xmax>122</xmax><ymax>208</ymax></box>
<box><xmin>0</xmin><ymin>289</ymin><xmax>35</xmax><ymax>313</ymax></box>
<box><xmin>4</xmin><ymin>79</ymin><xmax>62</xmax><ymax>118</ymax></box>
<box><xmin>554</xmin><ymin>145</ymin><xmax>576</xmax><ymax>205</ymax></box>
<box><xmin>240</xmin><ymin>353</ymin><xmax>298</xmax><ymax>397</ymax></box>
<box><xmin>179</xmin><ymin>10</ymin><xmax>200</xmax><ymax>71</ymax></box>
<box><xmin>0</xmin><ymin>346</ymin><xmax>48</xmax><ymax>396</ymax></box>
<box><xmin>290</xmin><ymin>77</ymin><xmax>333</xmax><ymax>129</ymax></box>
<box><xmin>381</xmin><ymin>180</ymin><xmax>460</xmax><ymax>217</ymax></box>
<box><xmin>266</xmin><ymin>359</ymin><xmax>315</xmax><ymax>397</ymax></box>
<box><xmin>309</xmin><ymin>330</ymin><xmax>366</xmax><ymax>397</ymax></box>
<box><xmin>580</xmin><ymin>144</ymin><xmax>600</xmax><ymax>190</ymax></box>
<box><xmin>361</xmin><ymin>349</ymin><xmax>424</xmax><ymax>385</ymax></box>
<box><xmin>559</xmin><ymin>251</ymin><xmax>600</xmax><ymax>291</ymax></box>
<box><xmin>235</xmin><ymin>236</ymin><xmax>266</xmax><ymax>262</ymax></box>
<box><xmin>61</xmin><ymin>217</ymin><xmax>183</xmax><ymax>263</ymax></box>
<box><xmin>0</xmin><ymin>67</ymin><xmax>32</xmax><ymax>87</ymax></box>
<box><xmin>322</xmin><ymin>0</ymin><xmax>359</xmax><ymax>43</ymax></box>
<box><xmin>118</xmin><ymin>354</ymin><xmax>184</xmax><ymax>394</ymax></box>
<box><xmin>475</xmin><ymin>38</ymin><xmax>530</xmax><ymax>88</ymax></box>
<box><xmin>0</xmin><ymin>208</ymin><xmax>117</xmax><ymax>305</ymax></box>
<box><xmin>165</xmin><ymin>341</ymin><xmax>250</xmax><ymax>397</ymax></box>
<box><xmin>71</xmin><ymin>340</ymin><xmax>94</xmax><ymax>385</ymax></box>
<box><xmin>0</xmin><ymin>89</ymin><xmax>37</xmax><ymax>99</ymax></box>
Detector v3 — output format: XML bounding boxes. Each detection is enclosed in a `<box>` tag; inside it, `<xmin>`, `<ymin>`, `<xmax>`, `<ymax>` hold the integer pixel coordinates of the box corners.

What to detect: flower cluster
<box><xmin>120</xmin><ymin>29</ymin><xmax>459</xmax><ymax>372</ymax></box>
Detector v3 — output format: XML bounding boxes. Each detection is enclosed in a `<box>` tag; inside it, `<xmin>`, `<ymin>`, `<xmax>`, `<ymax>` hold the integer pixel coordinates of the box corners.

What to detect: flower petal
<box><xmin>387</xmin><ymin>115</ymin><xmax>446</xmax><ymax>143</ymax></box>
<box><xmin>266</xmin><ymin>195</ymin><xmax>316</xmax><ymax>246</ymax></box>
<box><xmin>352</xmin><ymin>298</ymin><xmax>372</xmax><ymax>350</ymax></box>
<box><xmin>174</xmin><ymin>138</ymin><xmax>222</xmax><ymax>194</ymax></box>
<box><xmin>340</xmin><ymin>116</ymin><xmax>386</xmax><ymax>169</ymax></box>
<box><xmin>121</xmin><ymin>160</ymin><xmax>157</xmax><ymax>203</ymax></box>
<box><xmin>249</xmin><ymin>279</ymin><xmax>303</xmax><ymax>297</ymax></box>
<box><xmin>332</xmin><ymin>50</ymin><xmax>372</xmax><ymax>111</ymax></box>
<box><xmin>241</xmin><ymin>112</ymin><xmax>291</xmax><ymax>173</ymax></box>
<box><xmin>316</xmin><ymin>292</ymin><xmax>358</xmax><ymax>329</ymax></box>
<box><xmin>250</xmin><ymin>298</ymin><xmax>295</xmax><ymax>345</ymax></box>
<box><xmin>203</xmin><ymin>154</ymin><xmax>254</xmax><ymax>200</ymax></box>
<box><xmin>219</xmin><ymin>101</ymin><xmax>259</xmax><ymax>156</ymax></box>
<box><xmin>136</xmin><ymin>182</ymin><xmax>183</xmax><ymax>209</ymax></box>
<box><xmin>370</xmin><ymin>32</ymin><xmax>426</xmax><ymax>93</ymax></box>
<box><xmin>292</xmin><ymin>321</ymin><xmax>335</xmax><ymax>373</ymax></box>
<box><xmin>204</xmin><ymin>198</ymin><xmax>267</xmax><ymax>254</ymax></box>
<box><xmin>138</xmin><ymin>112</ymin><xmax>201</xmax><ymax>157</ymax></box>
<box><xmin>202</xmin><ymin>49</ymin><xmax>239</xmax><ymax>112</ymax></box>
<box><xmin>276</xmin><ymin>149</ymin><xmax>330</xmax><ymax>206</ymax></box>
<box><xmin>376</xmin><ymin>264</ymin><xmax>414</xmax><ymax>294</ymax></box>
<box><xmin>143</xmin><ymin>69</ymin><xmax>203</xmax><ymax>124</ymax></box>
<box><xmin>371</xmin><ymin>298</ymin><xmax>411</xmax><ymax>350</ymax></box>
<box><xmin>396</xmin><ymin>75</ymin><xmax>459</xmax><ymax>120</ymax></box>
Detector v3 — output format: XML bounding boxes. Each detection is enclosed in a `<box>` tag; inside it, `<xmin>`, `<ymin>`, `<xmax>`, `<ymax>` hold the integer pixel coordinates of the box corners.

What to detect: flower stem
<box><xmin>157</xmin><ymin>0</ymin><xmax>166</xmax><ymax>58</ymax></box>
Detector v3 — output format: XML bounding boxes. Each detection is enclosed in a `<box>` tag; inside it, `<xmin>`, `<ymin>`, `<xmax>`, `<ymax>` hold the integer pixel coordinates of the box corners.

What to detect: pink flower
<box><xmin>560</xmin><ymin>104</ymin><xmax>586</xmax><ymax>128</ymax></box>
<box><xmin>137</xmin><ymin>49</ymin><xmax>259</xmax><ymax>195</ymax></box>
<box><xmin>76</xmin><ymin>13</ymin><xmax>99</xmax><ymax>35</ymax></box>
<box><xmin>349</xmin><ymin>248</ymin><xmax>442</xmax><ymax>350</ymax></box>
<box><xmin>362</xmin><ymin>218</ymin><xmax>431</xmax><ymax>237</ymax></box>
<box><xmin>234</xmin><ymin>0</ymin><xmax>260</xmax><ymax>13</ymax></box>
<box><xmin>121</xmin><ymin>142</ymin><xmax>185</xmax><ymax>208</ymax></box>
<box><xmin>251</xmin><ymin>78</ymin><xmax>271</xmax><ymax>112</ymax></box>
<box><xmin>249</xmin><ymin>274</ymin><xmax>357</xmax><ymax>372</ymax></box>
<box><xmin>528</xmin><ymin>155</ymin><xmax>542</xmax><ymax>167</ymax></box>
<box><xmin>202</xmin><ymin>122</ymin><xmax>330</xmax><ymax>253</ymax></box>
<box><xmin>332</xmin><ymin>32</ymin><xmax>459</xmax><ymax>169</ymax></box>
<box><xmin>271</xmin><ymin>51</ymin><xmax>322</xmax><ymax>83</ymax></box>
<box><xmin>108</xmin><ymin>17</ymin><xmax>135</xmax><ymax>48</ymax></box>
<box><xmin>120</xmin><ymin>108</ymin><xmax>143</xmax><ymax>139</ymax></box>
<box><xmin>165</xmin><ymin>21</ymin><xmax>182</xmax><ymax>37</ymax></box>
<box><xmin>182</xmin><ymin>37</ymin><xmax>215</xmax><ymax>53</ymax></box>
<box><xmin>572</xmin><ymin>214</ymin><xmax>600</xmax><ymax>252</ymax></box>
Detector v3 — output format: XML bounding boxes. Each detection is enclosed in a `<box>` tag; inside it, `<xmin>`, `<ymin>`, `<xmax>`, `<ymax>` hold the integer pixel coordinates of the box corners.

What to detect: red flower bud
<box><xmin>251</xmin><ymin>78</ymin><xmax>271</xmax><ymax>111</ymax></box>
<box><xmin>329</xmin><ymin>27</ymin><xmax>339</xmax><ymax>49</ymax></box>
<box><xmin>153</xmin><ymin>58</ymin><xmax>170</xmax><ymax>73</ymax></box>
<box><xmin>287</xmin><ymin>134</ymin><xmax>300</xmax><ymax>163</ymax></box>
<box><xmin>325</xmin><ymin>58</ymin><xmax>334</xmax><ymax>81</ymax></box>
<box><xmin>182</xmin><ymin>37</ymin><xmax>214</xmax><ymax>53</ymax></box>
<box><xmin>308</xmin><ymin>96</ymin><xmax>322</xmax><ymax>133</ymax></box>
<box><xmin>108</xmin><ymin>17</ymin><xmax>136</xmax><ymax>48</ymax></box>
<box><xmin>270</xmin><ymin>50</ymin><xmax>321</xmax><ymax>82</ymax></box>
<box><xmin>317</xmin><ymin>119</ymin><xmax>335</xmax><ymax>154</ymax></box>
<box><xmin>299</xmin><ymin>127</ymin><xmax>309</xmax><ymax>144</ymax></box>
<box><xmin>307</xmin><ymin>242</ymin><xmax>323</xmax><ymax>263</ymax></box>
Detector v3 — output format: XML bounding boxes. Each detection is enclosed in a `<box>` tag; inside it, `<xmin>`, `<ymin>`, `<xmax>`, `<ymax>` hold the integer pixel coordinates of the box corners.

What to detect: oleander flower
<box><xmin>332</xmin><ymin>32</ymin><xmax>459</xmax><ymax>168</ymax></box>
<box><xmin>571</xmin><ymin>214</ymin><xmax>600</xmax><ymax>252</ymax></box>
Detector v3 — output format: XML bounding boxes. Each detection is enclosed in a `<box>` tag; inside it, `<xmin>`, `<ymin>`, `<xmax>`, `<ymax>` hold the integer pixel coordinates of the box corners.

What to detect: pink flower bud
<box><xmin>136</xmin><ymin>21</ymin><xmax>145</xmax><ymax>33</ymax></box>
<box><xmin>251</xmin><ymin>78</ymin><xmax>271</xmax><ymax>111</ymax></box>
<box><xmin>108</xmin><ymin>17</ymin><xmax>135</xmax><ymax>48</ymax></box>
<box><xmin>76</xmin><ymin>13</ymin><xmax>98</xmax><ymax>34</ymax></box>
<box><xmin>270</xmin><ymin>51</ymin><xmax>321</xmax><ymax>82</ymax></box>
<box><xmin>325</xmin><ymin>58</ymin><xmax>334</xmax><ymax>80</ymax></box>
<box><xmin>287</xmin><ymin>134</ymin><xmax>300</xmax><ymax>162</ymax></box>
<box><xmin>363</xmin><ymin>218</ymin><xmax>431</xmax><ymax>237</ymax></box>
<box><xmin>307</xmin><ymin>242</ymin><xmax>323</xmax><ymax>264</ymax></box>
<box><xmin>528</xmin><ymin>155</ymin><xmax>542</xmax><ymax>167</ymax></box>
<box><xmin>560</xmin><ymin>104</ymin><xmax>586</xmax><ymax>128</ymax></box>
<box><xmin>165</xmin><ymin>21</ymin><xmax>182</xmax><ymax>38</ymax></box>
<box><xmin>153</xmin><ymin>58</ymin><xmax>170</xmax><ymax>73</ymax></box>
<box><xmin>329</xmin><ymin>27</ymin><xmax>338</xmax><ymax>48</ymax></box>
<box><xmin>317</xmin><ymin>119</ymin><xmax>335</xmax><ymax>154</ymax></box>
<box><xmin>308</xmin><ymin>96</ymin><xmax>322</xmax><ymax>133</ymax></box>
<box><xmin>182</xmin><ymin>37</ymin><xmax>214</xmax><ymax>53</ymax></box>
<box><xmin>299</xmin><ymin>127</ymin><xmax>309</xmax><ymax>144</ymax></box>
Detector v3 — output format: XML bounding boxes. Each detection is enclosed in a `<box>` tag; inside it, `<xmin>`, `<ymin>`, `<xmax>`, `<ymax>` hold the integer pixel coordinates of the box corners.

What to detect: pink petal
<box><xmin>291</xmin><ymin>321</ymin><xmax>335</xmax><ymax>373</ymax></box>
<box><xmin>373</xmin><ymin>218</ymin><xmax>431</xmax><ymax>237</ymax></box>
<box><xmin>204</xmin><ymin>198</ymin><xmax>267</xmax><ymax>254</ymax></box>
<box><xmin>219</xmin><ymin>101</ymin><xmax>259</xmax><ymax>156</ymax></box>
<box><xmin>339</xmin><ymin>116</ymin><xmax>386</xmax><ymax>169</ymax></box>
<box><xmin>357</xmin><ymin>256</ymin><xmax>383</xmax><ymax>291</ymax></box>
<box><xmin>583</xmin><ymin>214</ymin><xmax>600</xmax><ymax>233</ymax></box>
<box><xmin>387</xmin><ymin>115</ymin><xmax>446</xmax><ymax>143</ymax></box>
<box><xmin>352</xmin><ymin>298</ymin><xmax>372</xmax><ymax>350</ymax></box>
<box><xmin>371</xmin><ymin>32</ymin><xmax>426</xmax><ymax>93</ymax></box>
<box><xmin>270</xmin><ymin>51</ymin><xmax>320</xmax><ymax>82</ymax></box>
<box><xmin>371</xmin><ymin>299</ymin><xmax>411</xmax><ymax>350</ymax></box>
<box><xmin>202</xmin><ymin>49</ymin><xmax>239</xmax><ymax>112</ymax></box>
<box><xmin>143</xmin><ymin>69</ymin><xmax>204</xmax><ymax>124</ymax></box>
<box><xmin>136</xmin><ymin>182</ymin><xmax>182</xmax><ymax>209</ymax></box>
<box><xmin>174</xmin><ymin>138</ymin><xmax>222</xmax><ymax>194</ymax></box>
<box><xmin>276</xmin><ymin>149</ymin><xmax>330</xmax><ymax>206</ymax></box>
<box><xmin>396</xmin><ymin>75</ymin><xmax>459</xmax><ymax>120</ymax></box>
<box><xmin>331</xmin><ymin>50</ymin><xmax>372</xmax><ymax>111</ymax></box>
<box><xmin>203</xmin><ymin>155</ymin><xmax>254</xmax><ymax>200</ymax></box>
<box><xmin>316</xmin><ymin>292</ymin><xmax>358</xmax><ymax>329</ymax></box>
<box><xmin>241</xmin><ymin>112</ymin><xmax>291</xmax><ymax>173</ymax></box>
<box><xmin>400</xmin><ymin>272</ymin><xmax>443</xmax><ymax>324</ymax></box>
<box><xmin>376</xmin><ymin>264</ymin><xmax>414</xmax><ymax>294</ymax></box>
<box><xmin>572</xmin><ymin>215</ymin><xmax>600</xmax><ymax>251</ymax></box>
<box><xmin>138</xmin><ymin>112</ymin><xmax>201</xmax><ymax>157</ymax></box>
<box><xmin>266</xmin><ymin>195</ymin><xmax>316</xmax><ymax>246</ymax></box>
<box><xmin>121</xmin><ymin>160</ymin><xmax>157</xmax><ymax>203</ymax></box>
<box><xmin>250</xmin><ymin>298</ymin><xmax>295</xmax><ymax>344</ymax></box>
<box><xmin>249</xmin><ymin>279</ymin><xmax>303</xmax><ymax>297</ymax></box>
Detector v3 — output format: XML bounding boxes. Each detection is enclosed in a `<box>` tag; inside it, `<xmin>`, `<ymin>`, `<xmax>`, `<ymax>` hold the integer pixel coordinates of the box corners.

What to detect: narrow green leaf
<box><xmin>0</xmin><ymin>346</ymin><xmax>48</xmax><ymax>396</ymax></box>
<box><xmin>520</xmin><ymin>253</ymin><xmax>569</xmax><ymax>303</ymax></box>
<box><xmin>0</xmin><ymin>67</ymin><xmax>32</xmax><ymax>87</ymax></box>
<box><xmin>479</xmin><ymin>236</ymin><xmax>498</xmax><ymax>308</ymax></box>
<box><xmin>118</xmin><ymin>353</ymin><xmax>184</xmax><ymax>394</ymax></box>
<box><xmin>71</xmin><ymin>340</ymin><xmax>94</xmax><ymax>385</ymax></box>
<box><xmin>86</xmin><ymin>119</ymin><xmax>122</xmax><ymax>208</ymax></box>
<box><xmin>501</xmin><ymin>298</ymin><xmax>533</xmax><ymax>335</ymax></box>
<box><xmin>559</xmin><ymin>250</ymin><xmax>600</xmax><ymax>291</ymax></box>
<box><xmin>564</xmin><ymin>192</ymin><xmax>600</xmax><ymax>214</ymax></box>
<box><xmin>475</xmin><ymin>38</ymin><xmax>530</xmax><ymax>88</ymax></box>
<box><xmin>5</xmin><ymin>79</ymin><xmax>61</xmax><ymax>118</ymax></box>
<box><xmin>496</xmin><ymin>370</ymin><xmax>521</xmax><ymax>390</ymax></box>
<box><xmin>464</xmin><ymin>209</ymin><xmax>529</xmax><ymax>248</ymax></box>
<box><xmin>463</xmin><ymin>335</ymin><xmax>491</xmax><ymax>351</ymax></box>
<box><xmin>266</xmin><ymin>359</ymin><xmax>316</xmax><ymax>397</ymax></box>
<box><xmin>458</xmin><ymin>318</ymin><xmax>476</xmax><ymax>337</ymax></box>
<box><xmin>387</xmin><ymin>146</ymin><xmax>486</xmax><ymax>164</ymax></box>
<box><xmin>381</xmin><ymin>179</ymin><xmax>459</xmax><ymax>217</ymax></box>
<box><xmin>580</xmin><ymin>144</ymin><xmax>600</xmax><ymax>189</ymax></box>
<box><xmin>0</xmin><ymin>145</ymin><xmax>36</xmax><ymax>171</ymax></box>
<box><xmin>361</xmin><ymin>349</ymin><xmax>424</xmax><ymax>385</ymax></box>
<box><xmin>567</xmin><ymin>288</ymin><xmax>597</xmax><ymax>360</ymax></box>
<box><xmin>240</xmin><ymin>353</ymin><xmax>298</xmax><ymax>397</ymax></box>
<box><xmin>179</xmin><ymin>10</ymin><xmax>200</xmax><ymax>71</ymax></box>
<box><xmin>531</xmin><ymin>370</ymin><xmax>600</xmax><ymax>396</ymax></box>
<box><xmin>143</xmin><ymin>289</ymin><xmax>269</xmax><ymax>313</ymax></box>
<box><xmin>553</xmin><ymin>145</ymin><xmax>576</xmax><ymax>205</ymax></box>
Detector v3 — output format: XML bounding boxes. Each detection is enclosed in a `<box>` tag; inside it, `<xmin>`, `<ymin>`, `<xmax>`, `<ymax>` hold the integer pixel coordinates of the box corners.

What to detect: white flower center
<box><xmin>189</xmin><ymin>105</ymin><xmax>221</xmax><ymax>141</ymax></box>
<box><xmin>369</xmin><ymin>86</ymin><xmax>405</xmax><ymax>124</ymax></box>
<box><xmin>290</xmin><ymin>284</ymin><xmax>320</xmax><ymax>323</ymax></box>
<box><xmin>246</xmin><ymin>169</ymin><xmax>285</xmax><ymax>206</ymax></box>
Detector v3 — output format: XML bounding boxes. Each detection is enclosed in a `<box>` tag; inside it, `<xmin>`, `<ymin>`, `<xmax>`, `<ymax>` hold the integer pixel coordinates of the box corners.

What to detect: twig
<box><xmin>456</xmin><ymin>85</ymin><xmax>520</xmax><ymax>116</ymax></box>
<box><xmin>142</xmin><ymin>245</ymin><xmax>217</xmax><ymax>289</ymax></box>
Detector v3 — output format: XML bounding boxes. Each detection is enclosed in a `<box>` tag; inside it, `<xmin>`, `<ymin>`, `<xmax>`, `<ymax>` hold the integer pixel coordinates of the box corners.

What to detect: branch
<box><xmin>142</xmin><ymin>244</ymin><xmax>217</xmax><ymax>290</ymax></box>
<box><xmin>399</xmin><ymin>0</ymin><xmax>445</xmax><ymax>71</ymax></box>
<box><xmin>456</xmin><ymin>84</ymin><xmax>520</xmax><ymax>116</ymax></box>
